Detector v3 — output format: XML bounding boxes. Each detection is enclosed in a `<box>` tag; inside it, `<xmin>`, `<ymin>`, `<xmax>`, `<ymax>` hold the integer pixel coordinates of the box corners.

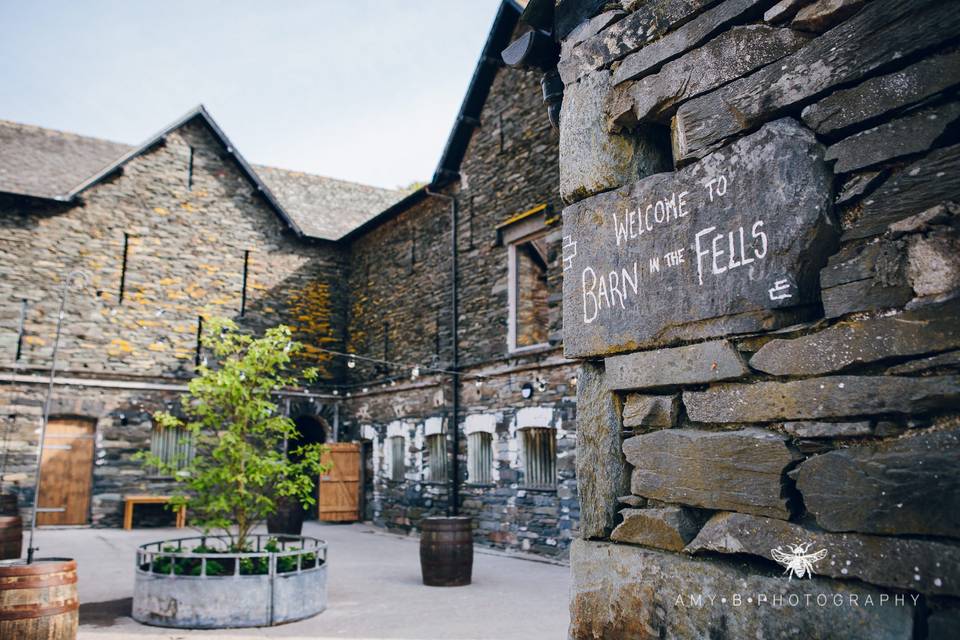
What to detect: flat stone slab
<box><xmin>611</xmin><ymin>507</ymin><xmax>706</xmax><ymax>551</ymax></box>
<box><xmin>622</xmin><ymin>394</ymin><xmax>679</xmax><ymax>429</ymax></box>
<box><xmin>802</xmin><ymin>51</ymin><xmax>960</xmax><ymax>137</ymax></box>
<box><xmin>570</xmin><ymin>539</ymin><xmax>914</xmax><ymax>640</ymax></box>
<box><xmin>796</xmin><ymin>428</ymin><xmax>960</xmax><ymax>537</ymax></box>
<box><xmin>623</xmin><ymin>428</ymin><xmax>800</xmax><ymax>519</ymax></box>
<box><xmin>750</xmin><ymin>301</ymin><xmax>960</xmax><ymax>376</ymax></box>
<box><xmin>576</xmin><ymin>362</ymin><xmax>631</xmax><ymax>539</ymax></box>
<box><xmin>684</xmin><ymin>375</ymin><xmax>960</xmax><ymax>422</ymax></box>
<box><xmin>606</xmin><ymin>340</ymin><xmax>748</xmax><ymax>390</ymax></box>
<box><xmin>686</xmin><ymin>512</ymin><xmax>960</xmax><ymax>596</ymax></box>
<box><xmin>782</xmin><ymin>420</ymin><xmax>872</xmax><ymax>438</ymax></box>
<box><xmin>825</xmin><ymin>102</ymin><xmax>960</xmax><ymax>174</ymax></box>
<box><xmin>673</xmin><ymin>0</ymin><xmax>960</xmax><ymax>163</ymax></box>
<box><xmin>610</xmin><ymin>25</ymin><xmax>807</xmax><ymax>125</ymax></box>
<box><xmin>562</xmin><ymin>118</ymin><xmax>835</xmax><ymax>358</ymax></box>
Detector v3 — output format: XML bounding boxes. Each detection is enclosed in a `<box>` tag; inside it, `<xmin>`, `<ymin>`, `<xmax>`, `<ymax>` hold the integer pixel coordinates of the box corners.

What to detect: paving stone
<box><xmin>684</xmin><ymin>375</ymin><xmax>960</xmax><ymax>422</ymax></box>
<box><xmin>622</xmin><ymin>394</ymin><xmax>679</xmax><ymax>429</ymax></box>
<box><xmin>610</xmin><ymin>506</ymin><xmax>707</xmax><ymax>551</ymax></box>
<box><xmin>563</xmin><ymin>119</ymin><xmax>835</xmax><ymax>358</ymax></box>
<box><xmin>559</xmin><ymin>69</ymin><xmax>671</xmax><ymax>204</ymax></box>
<box><xmin>791</xmin><ymin>0</ymin><xmax>867</xmax><ymax>32</ymax></box>
<box><xmin>687</xmin><ymin>511</ymin><xmax>960</xmax><ymax>596</ymax></box>
<box><xmin>782</xmin><ymin>420</ymin><xmax>872</xmax><ymax>438</ymax></box>
<box><xmin>558</xmin><ymin>0</ymin><xmax>717</xmax><ymax>85</ymax></box>
<box><xmin>750</xmin><ymin>301</ymin><xmax>960</xmax><ymax>375</ymax></box>
<box><xmin>623</xmin><ymin>428</ymin><xmax>801</xmax><ymax>519</ymax></box>
<box><xmin>613</xmin><ymin>0</ymin><xmax>769</xmax><ymax>85</ymax></box>
<box><xmin>825</xmin><ymin>102</ymin><xmax>960</xmax><ymax>174</ymax></box>
<box><xmin>672</xmin><ymin>0</ymin><xmax>960</xmax><ymax>163</ymax></box>
<box><xmin>606</xmin><ymin>340</ymin><xmax>748</xmax><ymax>390</ymax></box>
<box><xmin>570</xmin><ymin>539</ymin><xmax>914</xmax><ymax>640</ymax></box>
<box><xmin>608</xmin><ymin>26</ymin><xmax>808</xmax><ymax>126</ymax></box>
<box><xmin>802</xmin><ymin>51</ymin><xmax>960</xmax><ymax>137</ymax></box>
<box><xmin>576</xmin><ymin>362</ymin><xmax>630</xmax><ymax>539</ymax></box>
<box><xmin>796</xmin><ymin>428</ymin><xmax>960</xmax><ymax>537</ymax></box>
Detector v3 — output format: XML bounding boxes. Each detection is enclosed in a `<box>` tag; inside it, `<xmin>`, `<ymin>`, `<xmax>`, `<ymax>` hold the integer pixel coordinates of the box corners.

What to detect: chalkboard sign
<box><xmin>561</xmin><ymin>119</ymin><xmax>836</xmax><ymax>359</ymax></box>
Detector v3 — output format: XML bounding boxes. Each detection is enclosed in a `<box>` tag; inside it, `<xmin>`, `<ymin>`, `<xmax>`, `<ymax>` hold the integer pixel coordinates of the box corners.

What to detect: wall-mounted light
<box><xmin>536</xmin><ymin>377</ymin><xmax>547</xmax><ymax>393</ymax></box>
<box><xmin>347</xmin><ymin>356</ymin><xmax>357</xmax><ymax>369</ymax></box>
<box><xmin>411</xmin><ymin>366</ymin><xmax>420</xmax><ymax>381</ymax></box>
<box><xmin>569</xmin><ymin>375</ymin><xmax>578</xmax><ymax>387</ymax></box>
<box><xmin>521</xmin><ymin>382</ymin><xmax>534</xmax><ymax>399</ymax></box>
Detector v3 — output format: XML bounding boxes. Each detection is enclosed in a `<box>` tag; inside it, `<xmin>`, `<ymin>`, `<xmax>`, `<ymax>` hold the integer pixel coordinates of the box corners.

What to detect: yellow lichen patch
<box><xmin>198</xmin><ymin>263</ymin><xmax>220</xmax><ymax>274</ymax></box>
<box><xmin>147</xmin><ymin>342</ymin><xmax>167</xmax><ymax>352</ymax></box>
<box><xmin>158</xmin><ymin>277</ymin><xmax>179</xmax><ymax>286</ymax></box>
<box><xmin>153</xmin><ymin>207</ymin><xmax>169</xmax><ymax>215</ymax></box>
<box><xmin>180</xmin><ymin>202</ymin><xmax>197</xmax><ymax>212</ymax></box>
<box><xmin>136</xmin><ymin>319</ymin><xmax>160</xmax><ymax>328</ymax></box>
<box><xmin>24</xmin><ymin>336</ymin><xmax>46</xmax><ymax>346</ymax></box>
<box><xmin>210</xmin><ymin>296</ymin><xmax>233</xmax><ymax>305</ymax></box>
<box><xmin>108</xmin><ymin>338</ymin><xmax>134</xmax><ymax>355</ymax></box>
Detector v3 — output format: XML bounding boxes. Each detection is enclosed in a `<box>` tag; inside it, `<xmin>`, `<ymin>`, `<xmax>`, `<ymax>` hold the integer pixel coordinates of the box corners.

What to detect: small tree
<box><xmin>138</xmin><ymin>318</ymin><xmax>329</xmax><ymax>550</ymax></box>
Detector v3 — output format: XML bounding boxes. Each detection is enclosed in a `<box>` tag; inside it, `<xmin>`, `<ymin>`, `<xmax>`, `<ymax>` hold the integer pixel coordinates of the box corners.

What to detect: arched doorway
<box><xmin>289</xmin><ymin>414</ymin><xmax>330</xmax><ymax>520</ymax></box>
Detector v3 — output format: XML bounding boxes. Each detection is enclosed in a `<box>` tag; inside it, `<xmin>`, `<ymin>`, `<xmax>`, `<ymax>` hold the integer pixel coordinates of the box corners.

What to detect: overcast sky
<box><xmin>0</xmin><ymin>1</ymin><xmax>505</xmax><ymax>189</ymax></box>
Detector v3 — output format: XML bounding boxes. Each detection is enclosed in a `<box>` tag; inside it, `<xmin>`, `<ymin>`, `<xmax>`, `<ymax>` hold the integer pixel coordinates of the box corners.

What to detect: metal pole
<box><xmin>27</xmin><ymin>270</ymin><xmax>88</xmax><ymax>563</ymax></box>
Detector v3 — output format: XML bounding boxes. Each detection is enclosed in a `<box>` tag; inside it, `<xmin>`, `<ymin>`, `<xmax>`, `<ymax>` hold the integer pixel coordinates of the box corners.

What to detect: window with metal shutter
<box><xmin>149</xmin><ymin>424</ymin><xmax>194</xmax><ymax>473</ymax></box>
<box><xmin>427</xmin><ymin>433</ymin><xmax>447</xmax><ymax>482</ymax></box>
<box><xmin>467</xmin><ymin>431</ymin><xmax>493</xmax><ymax>484</ymax></box>
<box><xmin>521</xmin><ymin>427</ymin><xmax>555</xmax><ymax>488</ymax></box>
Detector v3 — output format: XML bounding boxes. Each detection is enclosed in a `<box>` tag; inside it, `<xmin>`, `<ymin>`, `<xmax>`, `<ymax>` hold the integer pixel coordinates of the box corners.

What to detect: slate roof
<box><xmin>0</xmin><ymin>119</ymin><xmax>133</xmax><ymax>200</ymax></box>
<box><xmin>253</xmin><ymin>164</ymin><xmax>405</xmax><ymax>240</ymax></box>
<box><xmin>0</xmin><ymin>110</ymin><xmax>404</xmax><ymax>241</ymax></box>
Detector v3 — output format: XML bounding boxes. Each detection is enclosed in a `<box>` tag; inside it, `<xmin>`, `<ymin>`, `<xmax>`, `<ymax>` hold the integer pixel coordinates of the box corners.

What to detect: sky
<box><xmin>0</xmin><ymin>1</ymin><xmax>506</xmax><ymax>190</ymax></box>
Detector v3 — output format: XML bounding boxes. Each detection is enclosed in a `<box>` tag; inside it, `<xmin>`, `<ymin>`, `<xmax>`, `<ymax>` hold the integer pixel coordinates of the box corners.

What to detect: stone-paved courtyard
<box><xmin>31</xmin><ymin>521</ymin><xmax>569</xmax><ymax>639</ymax></box>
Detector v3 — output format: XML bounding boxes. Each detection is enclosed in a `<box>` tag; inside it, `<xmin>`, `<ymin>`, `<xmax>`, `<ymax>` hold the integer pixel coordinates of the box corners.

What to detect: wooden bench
<box><xmin>123</xmin><ymin>495</ymin><xmax>186</xmax><ymax>530</ymax></box>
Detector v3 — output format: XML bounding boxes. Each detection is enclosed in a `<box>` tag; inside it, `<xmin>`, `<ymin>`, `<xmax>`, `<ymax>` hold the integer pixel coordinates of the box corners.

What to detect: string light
<box><xmin>536</xmin><ymin>377</ymin><xmax>547</xmax><ymax>393</ymax></box>
<box><xmin>474</xmin><ymin>378</ymin><xmax>483</xmax><ymax>388</ymax></box>
<box><xmin>410</xmin><ymin>366</ymin><xmax>420</xmax><ymax>381</ymax></box>
<box><xmin>347</xmin><ymin>356</ymin><xmax>356</xmax><ymax>369</ymax></box>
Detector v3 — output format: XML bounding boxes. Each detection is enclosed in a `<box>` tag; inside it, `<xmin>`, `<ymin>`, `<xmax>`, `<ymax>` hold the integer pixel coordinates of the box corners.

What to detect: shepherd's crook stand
<box><xmin>26</xmin><ymin>269</ymin><xmax>90</xmax><ymax>563</ymax></box>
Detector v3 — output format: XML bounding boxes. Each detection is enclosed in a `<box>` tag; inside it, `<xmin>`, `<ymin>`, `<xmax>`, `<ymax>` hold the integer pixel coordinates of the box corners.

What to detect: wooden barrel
<box><xmin>0</xmin><ymin>517</ymin><xmax>22</xmax><ymax>560</ymax></box>
<box><xmin>0</xmin><ymin>493</ymin><xmax>17</xmax><ymax>516</ymax></box>
<box><xmin>0</xmin><ymin>559</ymin><xmax>78</xmax><ymax>639</ymax></box>
<box><xmin>419</xmin><ymin>516</ymin><xmax>473</xmax><ymax>587</ymax></box>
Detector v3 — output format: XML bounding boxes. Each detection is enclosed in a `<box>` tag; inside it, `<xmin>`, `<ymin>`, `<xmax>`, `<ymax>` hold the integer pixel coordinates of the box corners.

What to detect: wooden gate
<box><xmin>36</xmin><ymin>418</ymin><xmax>96</xmax><ymax>525</ymax></box>
<box><xmin>318</xmin><ymin>443</ymin><xmax>360</xmax><ymax>522</ymax></box>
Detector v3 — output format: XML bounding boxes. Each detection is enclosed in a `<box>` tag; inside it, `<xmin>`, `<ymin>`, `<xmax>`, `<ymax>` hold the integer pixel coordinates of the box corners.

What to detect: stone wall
<box><xmin>340</xmin><ymin>56</ymin><xmax>580</xmax><ymax>557</ymax></box>
<box><xmin>557</xmin><ymin>0</ymin><xmax>960</xmax><ymax>636</ymax></box>
<box><xmin>0</xmin><ymin>118</ymin><xmax>347</xmax><ymax>524</ymax></box>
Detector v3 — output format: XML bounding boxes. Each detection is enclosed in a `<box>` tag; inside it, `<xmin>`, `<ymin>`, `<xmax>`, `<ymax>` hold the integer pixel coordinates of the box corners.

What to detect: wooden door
<box><xmin>318</xmin><ymin>443</ymin><xmax>360</xmax><ymax>522</ymax></box>
<box><xmin>36</xmin><ymin>418</ymin><xmax>95</xmax><ymax>525</ymax></box>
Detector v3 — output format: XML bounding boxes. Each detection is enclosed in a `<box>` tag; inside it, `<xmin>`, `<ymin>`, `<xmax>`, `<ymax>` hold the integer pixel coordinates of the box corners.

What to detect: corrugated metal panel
<box><xmin>522</xmin><ymin>428</ymin><xmax>555</xmax><ymax>488</ymax></box>
<box><xmin>468</xmin><ymin>432</ymin><xmax>493</xmax><ymax>484</ymax></box>
<box><xmin>427</xmin><ymin>434</ymin><xmax>448</xmax><ymax>482</ymax></box>
<box><xmin>149</xmin><ymin>425</ymin><xmax>194</xmax><ymax>471</ymax></box>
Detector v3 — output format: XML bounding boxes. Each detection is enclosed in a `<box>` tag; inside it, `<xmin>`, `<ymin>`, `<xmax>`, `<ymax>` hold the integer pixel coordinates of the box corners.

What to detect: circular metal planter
<box><xmin>133</xmin><ymin>534</ymin><xmax>327</xmax><ymax>629</ymax></box>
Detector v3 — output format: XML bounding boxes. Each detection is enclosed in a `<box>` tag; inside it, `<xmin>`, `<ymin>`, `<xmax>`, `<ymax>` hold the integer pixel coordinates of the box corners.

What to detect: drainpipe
<box><xmin>424</xmin><ymin>187</ymin><xmax>459</xmax><ymax>517</ymax></box>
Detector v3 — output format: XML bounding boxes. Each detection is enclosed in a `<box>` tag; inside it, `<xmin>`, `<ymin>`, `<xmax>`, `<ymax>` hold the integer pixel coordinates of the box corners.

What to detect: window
<box><xmin>150</xmin><ymin>424</ymin><xmax>194</xmax><ymax>473</ymax></box>
<box><xmin>467</xmin><ymin>431</ymin><xmax>493</xmax><ymax>484</ymax></box>
<box><xmin>521</xmin><ymin>428</ymin><xmax>555</xmax><ymax>489</ymax></box>
<box><xmin>426</xmin><ymin>433</ymin><xmax>447</xmax><ymax>482</ymax></box>
<box><xmin>388</xmin><ymin>436</ymin><xmax>405</xmax><ymax>481</ymax></box>
<box><xmin>501</xmin><ymin>205</ymin><xmax>551</xmax><ymax>353</ymax></box>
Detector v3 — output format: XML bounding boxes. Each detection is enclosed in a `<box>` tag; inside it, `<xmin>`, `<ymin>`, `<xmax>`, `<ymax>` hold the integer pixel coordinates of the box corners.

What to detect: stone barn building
<box><xmin>0</xmin><ymin>0</ymin><xmax>579</xmax><ymax>558</ymax></box>
<box><xmin>520</xmin><ymin>0</ymin><xmax>960</xmax><ymax>637</ymax></box>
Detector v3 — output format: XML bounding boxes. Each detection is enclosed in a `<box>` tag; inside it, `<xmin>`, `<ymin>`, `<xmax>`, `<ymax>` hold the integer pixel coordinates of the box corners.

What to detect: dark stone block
<box><xmin>622</xmin><ymin>394</ymin><xmax>679</xmax><ymax>429</ymax></box>
<box><xmin>575</xmin><ymin>362</ymin><xmax>630</xmax><ymax>539</ymax></box>
<box><xmin>825</xmin><ymin>102</ymin><xmax>960</xmax><ymax>174</ymax></box>
<box><xmin>750</xmin><ymin>300</ymin><xmax>960</xmax><ymax>375</ymax></box>
<box><xmin>797</xmin><ymin>428</ymin><xmax>960</xmax><ymax>536</ymax></box>
<box><xmin>687</xmin><ymin>511</ymin><xmax>960</xmax><ymax>595</ymax></box>
<box><xmin>614</xmin><ymin>0</ymin><xmax>769</xmax><ymax>84</ymax></box>
<box><xmin>562</xmin><ymin>119</ymin><xmax>836</xmax><ymax>358</ymax></box>
<box><xmin>672</xmin><ymin>0</ymin><xmax>960</xmax><ymax>163</ymax></box>
<box><xmin>606</xmin><ymin>340</ymin><xmax>749</xmax><ymax>390</ymax></box>
<box><xmin>802</xmin><ymin>50</ymin><xmax>960</xmax><ymax>138</ymax></box>
<box><xmin>684</xmin><ymin>375</ymin><xmax>960</xmax><ymax>422</ymax></box>
<box><xmin>623</xmin><ymin>428</ymin><xmax>801</xmax><ymax>519</ymax></box>
<box><xmin>782</xmin><ymin>420</ymin><xmax>872</xmax><ymax>438</ymax></box>
<box><xmin>610</xmin><ymin>506</ymin><xmax>707</xmax><ymax>551</ymax></box>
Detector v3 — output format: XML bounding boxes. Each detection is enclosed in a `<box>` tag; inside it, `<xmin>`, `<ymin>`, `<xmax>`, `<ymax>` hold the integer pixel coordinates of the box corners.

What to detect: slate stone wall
<box><xmin>559</xmin><ymin>0</ymin><xmax>960</xmax><ymax>636</ymax></box>
<box><xmin>341</xmin><ymin>59</ymin><xmax>580</xmax><ymax>558</ymax></box>
<box><xmin>0</xmin><ymin>119</ymin><xmax>347</xmax><ymax>525</ymax></box>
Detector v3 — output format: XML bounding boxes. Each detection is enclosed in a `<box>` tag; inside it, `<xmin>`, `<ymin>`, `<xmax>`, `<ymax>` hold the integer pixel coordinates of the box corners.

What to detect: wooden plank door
<box><xmin>318</xmin><ymin>443</ymin><xmax>360</xmax><ymax>522</ymax></box>
<box><xmin>36</xmin><ymin>418</ymin><xmax>95</xmax><ymax>525</ymax></box>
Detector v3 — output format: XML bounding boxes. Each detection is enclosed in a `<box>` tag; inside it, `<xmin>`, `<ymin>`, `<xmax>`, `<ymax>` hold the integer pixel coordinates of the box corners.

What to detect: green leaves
<box><xmin>137</xmin><ymin>319</ymin><xmax>330</xmax><ymax>549</ymax></box>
